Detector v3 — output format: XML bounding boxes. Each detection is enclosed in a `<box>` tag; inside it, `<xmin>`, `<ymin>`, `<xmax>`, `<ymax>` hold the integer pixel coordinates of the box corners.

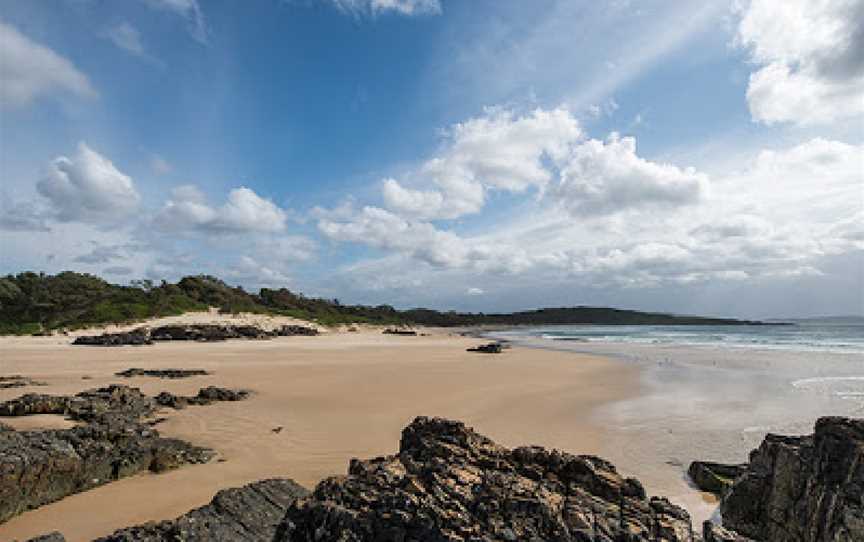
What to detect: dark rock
<box><xmin>277</xmin><ymin>325</ymin><xmax>319</xmax><ymax>336</ymax></box>
<box><xmin>0</xmin><ymin>385</ymin><xmax>217</xmax><ymax>524</ymax></box>
<box><xmin>115</xmin><ymin>368</ymin><xmax>210</xmax><ymax>379</ymax></box>
<box><xmin>718</xmin><ymin>416</ymin><xmax>864</xmax><ymax>541</ymax></box>
<box><xmin>96</xmin><ymin>479</ymin><xmax>310</xmax><ymax>541</ymax></box>
<box><xmin>687</xmin><ymin>461</ymin><xmax>746</xmax><ymax>497</ymax></box>
<box><xmin>275</xmin><ymin>416</ymin><xmax>694</xmax><ymax>541</ymax></box>
<box><xmin>154</xmin><ymin>387</ymin><xmax>249</xmax><ymax>410</ymax></box>
<box><xmin>703</xmin><ymin>521</ymin><xmax>755</xmax><ymax>541</ymax></box>
<box><xmin>467</xmin><ymin>342</ymin><xmax>503</xmax><ymax>353</ymax></box>
<box><xmin>73</xmin><ymin>331</ymin><xmax>152</xmax><ymax>347</ymax></box>
<box><xmin>0</xmin><ymin>375</ymin><xmax>47</xmax><ymax>389</ymax></box>
<box><xmin>383</xmin><ymin>328</ymin><xmax>417</xmax><ymax>335</ymax></box>
<box><xmin>25</xmin><ymin>532</ymin><xmax>67</xmax><ymax>542</ymax></box>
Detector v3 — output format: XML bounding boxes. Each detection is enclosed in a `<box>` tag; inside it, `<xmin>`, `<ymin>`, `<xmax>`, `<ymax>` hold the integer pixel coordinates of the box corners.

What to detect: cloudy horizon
<box><xmin>1</xmin><ymin>0</ymin><xmax>862</xmax><ymax>319</ymax></box>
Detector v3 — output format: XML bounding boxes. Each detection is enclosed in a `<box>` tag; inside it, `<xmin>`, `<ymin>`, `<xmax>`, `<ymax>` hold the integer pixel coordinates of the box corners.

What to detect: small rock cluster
<box><xmin>0</xmin><ymin>375</ymin><xmax>47</xmax><ymax>389</ymax></box>
<box><xmin>154</xmin><ymin>387</ymin><xmax>250</xmax><ymax>410</ymax></box>
<box><xmin>115</xmin><ymin>368</ymin><xmax>210</xmax><ymax>379</ymax></box>
<box><xmin>467</xmin><ymin>342</ymin><xmax>504</xmax><ymax>353</ymax></box>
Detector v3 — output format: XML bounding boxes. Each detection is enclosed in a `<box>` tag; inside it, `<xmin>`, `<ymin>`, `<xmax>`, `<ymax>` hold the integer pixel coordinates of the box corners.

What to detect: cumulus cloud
<box><xmin>156</xmin><ymin>185</ymin><xmax>287</xmax><ymax>234</ymax></box>
<box><xmin>327</xmin><ymin>0</ymin><xmax>441</xmax><ymax>17</ymax></box>
<box><xmin>554</xmin><ymin>133</ymin><xmax>708</xmax><ymax>216</ymax></box>
<box><xmin>141</xmin><ymin>0</ymin><xmax>208</xmax><ymax>43</ymax></box>
<box><xmin>736</xmin><ymin>0</ymin><xmax>864</xmax><ymax>125</ymax></box>
<box><xmin>0</xmin><ymin>20</ymin><xmax>96</xmax><ymax>108</ymax></box>
<box><xmin>226</xmin><ymin>256</ymin><xmax>291</xmax><ymax>286</ymax></box>
<box><xmin>36</xmin><ymin>143</ymin><xmax>140</xmax><ymax>225</ymax></box>
<box><xmin>383</xmin><ymin>108</ymin><xmax>583</xmax><ymax>219</ymax></box>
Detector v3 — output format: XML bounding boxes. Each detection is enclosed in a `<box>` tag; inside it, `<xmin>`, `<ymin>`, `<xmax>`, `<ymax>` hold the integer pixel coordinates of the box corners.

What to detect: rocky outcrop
<box><xmin>95</xmin><ymin>479</ymin><xmax>310</xmax><ymax>541</ymax></box>
<box><xmin>73</xmin><ymin>331</ymin><xmax>152</xmax><ymax>346</ymax></box>
<box><xmin>115</xmin><ymin>368</ymin><xmax>210</xmax><ymax>379</ymax></box>
<box><xmin>73</xmin><ymin>324</ymin><xmax>320</xmax><ymax>346</ymax></box>
<box><xmin>0</xmin><ymin>385</ymin><xmax>219</xmax><ymax>524</ymax></box>
<box><xmin>467</xmin><ymin>342</ymin><xmax>504</xmax><ymax>353</ymax></box>
<box><xmin>154</xmin><ymin>387</ymin><xmax>250</xmax><ymax>410</ymax></box>
<box><xmin>276</xmin><ymin>416</ymin><xmax>694</xmax><ymax>541</ymax></box>
<box><xmin>687</xmin><ymin>461</ymin><xmax>747</xmax><ymax>497</ymax></box>
<box><xmin>717</xmin><ymin>416</ymin><xmax>864</xmax><ymax>541</ymax></box>
<box><xmin>383</xmin><ymin>328</ymin><xmax>417</xmax><ymax>335</ymax></box>
<box><xmin>277</xmin><ymin>325</ymin><xmax>319</xmax><ymax>336</ymax></box>
<box><xmin>26</xmin><ymin>533</ymin><xmax>67</xmax><ymax>542</ymax></box>
<box><xmin>0</xmin><ymin>375</ymin><xmax>47</xmax><ymax>389</ymax></box>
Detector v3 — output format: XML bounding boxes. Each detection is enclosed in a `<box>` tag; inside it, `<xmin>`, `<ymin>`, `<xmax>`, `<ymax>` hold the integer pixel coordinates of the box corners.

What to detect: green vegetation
<box><xmin>0</xmin><ymin>271</ymin><xmax>761</xmax><ymax>335</ymax></box>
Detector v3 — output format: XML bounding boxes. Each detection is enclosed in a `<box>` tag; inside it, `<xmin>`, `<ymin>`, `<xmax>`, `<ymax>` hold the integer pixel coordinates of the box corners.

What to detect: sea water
<box><xmin>486</xmin><ymin>322</ymin><xmax>864</xmax><ymax>522</ymax></box>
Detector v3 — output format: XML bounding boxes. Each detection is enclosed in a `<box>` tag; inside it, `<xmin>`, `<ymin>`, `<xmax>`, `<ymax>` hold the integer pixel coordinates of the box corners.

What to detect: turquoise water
<box><xmin>494</xmin><ymin>324</ymin><xmax>864</xmax><ymax>354</ymax></box>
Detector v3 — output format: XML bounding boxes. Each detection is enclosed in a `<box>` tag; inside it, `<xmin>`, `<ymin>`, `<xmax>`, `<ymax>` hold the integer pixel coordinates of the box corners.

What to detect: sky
<box><xmin>0</xmin><ymin>0</ymin><xmax>862</xmax><ymax>319</ymax></box>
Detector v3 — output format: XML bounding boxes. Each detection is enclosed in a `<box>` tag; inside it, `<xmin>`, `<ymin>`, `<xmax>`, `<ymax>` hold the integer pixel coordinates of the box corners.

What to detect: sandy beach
<box><xmin>0</xmin><ymin>327</ymin><xmax>643</xmax><ymax>542</ymax></box>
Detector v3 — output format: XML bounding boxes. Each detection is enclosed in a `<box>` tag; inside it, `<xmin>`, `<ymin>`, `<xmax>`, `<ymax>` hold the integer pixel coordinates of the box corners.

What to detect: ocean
<box><xmin>491</xmin><ymin>323</ymin><xmax>864</xmax><ymax>354</ymax></box>
<box><xmin>486</xmin><ymin>322</ymin><xmax>864</xmax><ymax>522</ymax></box>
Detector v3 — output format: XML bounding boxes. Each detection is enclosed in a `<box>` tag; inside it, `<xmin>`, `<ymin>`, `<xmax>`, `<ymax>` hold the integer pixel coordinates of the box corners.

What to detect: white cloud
<box><xmin>225</xmin><ymin>255</ymin><xmax>292</xmax><ymax>287</ymax></box>
<box><xmin>156</xmin><ymin>185</ymin><xmax>287</xmax><ymax>234</ymax></box>
<box><xmin>36</xmin><ymin>143</ymin><xmax>140</xmax><ymax>225</ymax></box>
<box><xmin>736</xmin><ymin>0</ymin><xmax>864</xmax><ymax>125</ymax></box>
<box><xmin>141</xmin><ymin>0</ymin><xmax>208</xmax><ymax>43</ymax></box>
<box><xmin>0</xmin><ymin>20</ymin><xmax>96</xmax><ymax>108</ymax></box>
<box><xmin>383</xmin><ymin>108</ymin><xmax>583</xmax><ymax>219</ymax></box>
<box><xmin>555</xmin><ymin>133</ymin><xmax>708</xmax><ymax>216</ymax></box>
<box><xmin>328</xmin><ymin>0</ymin><xmax>441</xmax><ymax>17</ymax></box>
<box><xmin>0</xmin><ymin>200</ymin><xmax>50</xmax><ymax>232</ymax></box>
<box><xmin>103</xmin><ymin>21</ymin><xmax>146</xmax><ymax>57</ymax></box>
<box><xmin>466</xmin><ymin>287</ymin><xmax>484</xmax><ymax>296</ymax></box>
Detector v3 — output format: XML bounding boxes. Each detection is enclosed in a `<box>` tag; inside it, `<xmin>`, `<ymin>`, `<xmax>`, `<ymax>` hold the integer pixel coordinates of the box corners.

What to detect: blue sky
<box><xmin>1</xmin><ymin>0</ymin><xmax>862</xmax><ymax>318</ymax></box>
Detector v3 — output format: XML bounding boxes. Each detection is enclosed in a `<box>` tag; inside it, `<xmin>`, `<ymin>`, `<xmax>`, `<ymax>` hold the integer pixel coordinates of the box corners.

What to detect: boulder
<box><xmin>277</xmin><ymin>325</ymin><xmax>319</xmax><ymax>336</ymax></box>
<box><xmin>73</xmin><ymin>331</ymin><xmax>151</xmax><ymax>346</ymax></box>
<box><xmin>467</xmin><ymin>342</ymin><xmax>503</xmax><ymax>353</ymax></box>
<box><xmin>703</xmin><ymin>521</ymin><xmax>755</xmax><ymax>541</ymax></box>
<box><xmin>687</xmin><ymin>461</ymin><xmax>747</xmax><ymax>497</ymax></box>
<box><xmin>718</xmin><ymin>416</ymin><xmax>864</xmax><ymax>541</ymax></box>
<box><xmin>95</xmin><ymin>479</ymin><xmax>310</xmax><ymax>541</ymax></box>
<box><xmin>276</xmin><ymin>416</ymin><xmax>694</xmax><ymax>541</ymax></box>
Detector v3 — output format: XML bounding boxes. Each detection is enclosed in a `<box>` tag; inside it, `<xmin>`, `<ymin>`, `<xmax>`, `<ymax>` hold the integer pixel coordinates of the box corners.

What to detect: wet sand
<box><xmin>0</xmin><ymin>330</ymin><xmax>642</xmax><ymax>541</ymax></box>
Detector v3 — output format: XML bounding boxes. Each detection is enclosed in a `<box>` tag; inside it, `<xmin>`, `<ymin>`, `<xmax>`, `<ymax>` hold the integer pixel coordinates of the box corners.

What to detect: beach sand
<box><xmin>0</xmin><ymin>328</ymin><xmax>646</xmax><ymax>542</ymax></box>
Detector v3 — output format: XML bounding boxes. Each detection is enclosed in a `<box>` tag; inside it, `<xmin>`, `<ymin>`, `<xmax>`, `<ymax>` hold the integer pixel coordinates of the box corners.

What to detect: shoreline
<box><xmin>0</xmin><ymin>328</ymin><xmax>643</xmax><ymax>542</ymax></box>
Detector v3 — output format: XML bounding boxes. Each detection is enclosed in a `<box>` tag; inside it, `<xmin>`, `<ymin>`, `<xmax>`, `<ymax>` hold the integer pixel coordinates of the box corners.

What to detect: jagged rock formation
<box><xmin>277</xmin><ymin>416</ymin><xmax>694</xmax><ymax>541</ymax></box>
<box><xmin>26</xmin><ymin>533</ymin><xmax>67</xmax><ymax>542</ymax></box>
<box><xmin>0</xmin><ymin>375</ymin><xmax>47</xmax><ymax>389</ymax></box>
<box><xmin>717</xmin><ymin>416</ymin><xmax>864</xmax><ymax>541</ymax></box>
<box><xmin>382</xmin><ymin>328</ymin><xmax>417</xmax><ymax>335</ymax></box>
<box><xmin>94</xmin><ymin>479</ymin><xmax>310</xmax><ymax>541</ymax></box>
<box><xmin>73</xmin><ymin>324</ymin><xmax>320</xmax><ymax>346</ymax></box>
<box><xmin>687</xmin><ymin>461</ymin><xmax>747</xmax><ymax>497</ymax></box>
<box><xmin>0</xmin><ymin>385</ymin><xmax>243</xmax><ymax>523</ymax></box>
<box><xmin>115</xmin><ymin>368</ymin><xmax>210</xmax><ymax>379</ymax></box>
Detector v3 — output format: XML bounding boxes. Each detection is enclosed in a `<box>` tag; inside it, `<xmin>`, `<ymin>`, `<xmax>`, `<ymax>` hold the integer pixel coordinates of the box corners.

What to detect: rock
<box><xmin>96</xmin><ymin>479</ymin><xmax>310</xmax><ymax>541</ymax></box>
<box><xmin>277</xmin><ymin>325</ymin><xmax>319</xmax><ymax>336</ymax></box>
<box><xmin>73</xmin><ymin>331</ymin><xmax>152</xmax><ymax>346</ymax></box>
<box><xmin>0</xmin><ymin>375</ymin><xmax>47</xmax><ymax>389</ymax></box>
<box><xmin>467</xmin><ymin>342</ymin><xmax>503</xmax><ymax>353</ymax></box>
<box><xmin>0</xmin><ymin>385</ymin><xmax>218</xmax><ymax>524</ymax></box>
<box><xmin>275</xmin><ymin>416</ymin><xmax>694</xmax><ymax>541</ymax></box>
<box><xmin>115</xmin><ymin>368</ymin><xmax>210</xmax><ymax>379</ymax></box>
<box><xmin>25</xmin><ymin>532</ymin><xmax>67</xmax><ymax>542</ymax></box>
<box><xmin>154</xmin><ymin>387</ymin><xmax>249</xmax><ymax>410</ymax></box>
<box><xmin>191</xmin><ymin>386</ymin><xmax>250</xmax><ymax>404</ymax></box>
<box><xmin>703</xmin><ymin>521</ymin><xmax>755</xmax><ymax>541</ymax></box>
<box><xmin>718</xmin><ymin>416</ymin><xmax>864</xmax><ymax>541</ymax></box>
<box><xmin>687</xmin><ymin>461</ymin><xmax>746</xmax><ymax>497</ymax></box>
<box><xmin>382</xmin><ymin>328</ymin><xmax>417</xmax><ymax>335</ymax></box>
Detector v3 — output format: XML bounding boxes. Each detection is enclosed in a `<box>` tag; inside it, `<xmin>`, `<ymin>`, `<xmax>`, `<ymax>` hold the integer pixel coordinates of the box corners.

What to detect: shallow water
<box><xmin>487</xmin><ymin>324</ymin><xmax>864</xmax><ymax>523</ymax></box>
